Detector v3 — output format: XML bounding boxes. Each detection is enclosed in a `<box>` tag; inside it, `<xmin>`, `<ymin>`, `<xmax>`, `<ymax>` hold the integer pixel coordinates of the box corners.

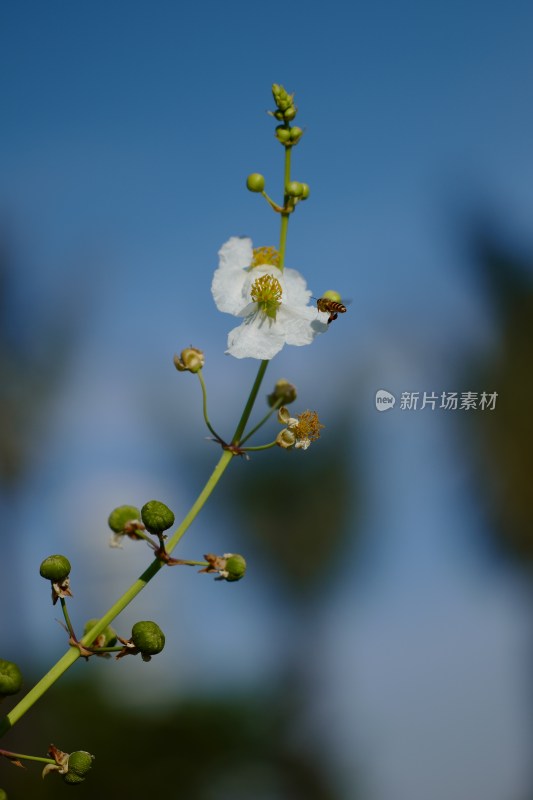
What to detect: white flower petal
<box><xmin>226</xmin><ymin>313</ymin><xmax>286</xmax><ymax>360</ymax></box>
<box><xmin>276</xmin><ymin>305</ymin><xmax>328</xmax><ymax>346</ymax></box>
<box><xmin>282</xmin><ymin>267</ymin><xmax>313</xmax><ymax>306</ymax></box>
<box><xmin>211</xmin><ymin>237</ymin><xmax>253</xmax><ymax>314</ymax></box>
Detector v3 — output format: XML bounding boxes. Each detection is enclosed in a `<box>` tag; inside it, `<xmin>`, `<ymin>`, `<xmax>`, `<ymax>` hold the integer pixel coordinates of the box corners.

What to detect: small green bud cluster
<box><xmin>115</xmin><ymin>621</ymin><xmax>166</xmax><ymax>662</ymax></box>
<box><xmin>321</xmin><ymin>289</ymin><xmax>342</xmax><ymax>302</ymax></box>
<box><xmin>131</xmin><ymin>621</ymin><xmax>166</xmax><ymax>657</ymax></box>
<box><xmin>62</xmin><ymin>751</ymin><xmax>94</xmax><ymax>785</ymax></box>
<box><xmin>39</xmin><ymin>554</ymin><xmax>71</xmax><ymax>582</ymax></box>
<box><xmin>285</xmin><ymin>181</ymin><xmax>310</xmax><ymax>200</ymax></box>
<box><xmin>39</xmin><ymin>555</ymin><xmax>72</xmax><ymax>605</ymax></box>
<box><xmin>107</xmin><ymin>505</ymin><xmax>144</xmax><ymax>547</ymax></box>
<box><xmin>141</xmin><ymin>500</ymin><xmax>175</xmax><ymax>536</ymax></box>
<box><xmin>174</xmin><ymin>347</ymin><xmax>205</xmax><ymax>373</ymax></box>
<box><xmin>108</xmin><ymin>505</ymin><xmax>141</xmax><ymax>534</ymax></box>
<box><xmin>271</xmin><ymin>84</ymin><xmax>297</xmax><ymax>122</ymax></box>
<box><xmin>0</xmin><ymin>658</ymin><xmax>23</xmax><ymax>700</ymax></box>
<box><xmin>275</xmin><ymin>125</ymin><xmax>303</xmax><ymax>146</ymax></box>
<box><xmin>200</xmin><ymin>553</ymin><xmax>247</xmax><ymax>582</ymax></box>
<box><xmin>268</xmin><ymin>379</ymin><xmax>297</xmax><ymax>407</ymax></box>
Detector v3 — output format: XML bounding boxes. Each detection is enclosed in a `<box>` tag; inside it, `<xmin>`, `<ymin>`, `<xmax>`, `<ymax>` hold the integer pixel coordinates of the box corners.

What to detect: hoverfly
<box><xmin>315</xmin><ymin>294</ymin><xmax>349</xmax><ymax>325</ymax></box>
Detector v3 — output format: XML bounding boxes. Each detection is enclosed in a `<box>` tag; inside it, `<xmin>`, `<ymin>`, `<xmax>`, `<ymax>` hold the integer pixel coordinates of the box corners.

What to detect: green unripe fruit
<box><xmin>246</xmin><ymin>173</ymin><xmax>265</xmax><ymax>193</ymax></box>
<box><xmin>300</xmin><ymin>183</ymin><xmax>310</xmax><ymax>200</ymax></box>
<box><xmin>63</xmin><ymin>772</ymin><xmax>85</xmax><ymax>784</ymax></box>
<box><xmin>322</xmin><ymin>289</ymin><xmax>342</xmax><ymax>302</ymax></box>
<box><xmin>0</xmin><ymin>659</ymin><xmax>22</xmax><ymax>697</ymax></box>
<box><xmin>286</xmin><ymin>181</ymin><xmax>303</xmax><ymax>198</ymax></box>
<box><xmin>39</xmin><ymin>554</ymin><xmax>71</xmax><ymax>582</ymax></box>
<box><xmin>223</xmin><ymin>554</ymin><xmax>247</xmax><ymax>582</ymax></box>
<box><xmin>275</xmin><ymin>126</ymin><xmax>291</xmax><ymax>144</ymax></box>
<box><xmin>67</xmin><ymin>751</ymin><xmax>94</xmax><ymax>777</ymax></box>
<box><xmin>131</xmin><ymin>621</ymin><xmax>165</xmax><ymax>655</ymax></box>
<box><xmin>141</xmin><ymin>501</ymin><xmax>175</xmax><ymax>535</ymax></box>
<box><xmin>108</xmin><ymin>505</ymin><xmax>141</xmax><ymax>533</ymax></box>
<box><xmin>83</xmin><ymin>619</ymin><xmax>117</xmax><ymax>648</ymax></box>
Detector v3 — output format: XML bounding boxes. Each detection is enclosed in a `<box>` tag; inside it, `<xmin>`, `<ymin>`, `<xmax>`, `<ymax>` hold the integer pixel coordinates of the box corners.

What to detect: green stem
<box><xmin>239</xmin><ymin>400</ymin><xmax>282</xmax><ymax>445</ymax></box>
<box><xmin>242</xmin><ymin>441</ymin><xmax>277</xmax><ymax>451</ymax></box>
<box><xmin>231</xmin><ymin>360</ymin><xmax>269</xmax><ymax>445</ymax></box>
<box><xmin>0</xmin><ymin>749</ymin><xmax>55</xmax><ymax>765</ymax></box>
<box><xmin>59</xmin><ymin>598</ymin><xmax>77</xmax><ymax>641</ymax></box>
<box><xmin>0</xmin><ymin>449</ymin><xmax>234</xmax><ymax>738</ymax></box>
<box><xmin>197</xmin><ymin>369</ymin><xmax>223</xmax><ymax>442</ymax></box>
<box><xmin>279</xmin><ymin>145</ymin><xmax>292</xmax><ymax>269</ymax></box>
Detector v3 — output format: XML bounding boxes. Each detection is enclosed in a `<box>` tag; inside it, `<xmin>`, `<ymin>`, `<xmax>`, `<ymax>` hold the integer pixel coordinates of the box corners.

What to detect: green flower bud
<box><xmin>39</xmin><ymin>554</ymin><xmax>71</xmax><ymax>582</ymax></box>
<box><xmin>246</xmin><ymin>173</ymin><xmax>265</xmax><ymax>193</ymax></box>
<box><xmin>267</xmin><ymin>379</ymin><xmax>297</xmax><ymax>407</ymax></box>
<box><xmin>300</xmin><ymin>182</ymin><xmax>310</xmax><ymax>200</ymax></box>
<box><xmin>275</xmin><ymin>126</ymin><xmax>291</xmax><ymax>144</ymax></box>
<box><xmin>174</xmin><ymin>347</ymin><xmax>205</xmax><ymax>373</ymax></box>
<box><xmin>290</xmin><ymin>126</ymin><xmax>303</xmax><ymax>143</ymax></box>
<box><xmin>283</xmin><ymin>106</ymin><xmax>297</xmax><ymax>121</ymax></box>
<box><xmin>67</xmin><ymin>751</ymin><xmax>94</xmax><ymax>777</ymax></box>
<box><xmin>286</xmin><ymin>181</ymin><xmax>303</xmax><ymax>198</ymax></box>
<box><xmin>0</xmin><ymin>659</ymin><xmax>23</xmax><ymax>698</ymax></box>
<box><xmin>108</xmin><ymin>506</ymin><xmax>141</xmax><ymax>534</ymax></box>
<box><xmin>321</xmin><ymin>289</ymin><xmax>342</xmax><ymax>302</ymax></box>
<box><xmin>131</xmin><ymin>621</ymin><xmax>165</xmax><ymax>656</ymax></box>
<box><xmin>222</xmin><ymin>554</ymin><xmax>247</xmax><ymax>582</ymax></box>
<box><xmin>83</xmin><ymin>619</ymin><xmax>117</xmax><ymax>648</ymax></box>
<box><xmin>141</xmin><ymin>500</ymin><xmax>175</xmax><ymax>535</ymax></box>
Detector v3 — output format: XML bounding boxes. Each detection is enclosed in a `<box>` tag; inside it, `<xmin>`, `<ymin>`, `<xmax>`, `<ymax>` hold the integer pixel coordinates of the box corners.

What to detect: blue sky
<box><xmin>2</xmin><ymin>2</ymin><xmax>533</xmax><ymax>799</ymax></box>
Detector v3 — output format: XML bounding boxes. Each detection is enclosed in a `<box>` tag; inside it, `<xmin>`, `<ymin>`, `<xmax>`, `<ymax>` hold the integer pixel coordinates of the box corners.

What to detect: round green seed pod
<box><xmin>0</xmin><ymin>659</ymin><xmax>23</xmax><ymax>697</ymax></box>
<box><xmin>223</xmin><ymin>554</ymin><xmax>247</xmax><ymax>582</ymax></box>
<box><xmin>83</xmin><ymin>619</ymin><xmax>117</xmax><ymax>648</ymax></box>
<box><xmin>131</xmin><ymin>621</ymin><xmax>165</xmax><ymax>656</ymax></box>
<box><xmin>141</xmin><ymin>501</ymin><xmax>175</xmax><ymax>535</ymax></box>
<box><xmin>67</xmin><ymin>751</ymin><xmax>94</xmax><ymax>777</ymax></box>
<box><xmin>39</xmin><ymin>554</ymin><xmax>71</xmax><ymax>582</ymax></box>
<box><xmin>246</xmin><ymin>173</ymin><xmax>265</xmax><ymax>193</ymax></box>
<box><xmin>108</xmin><ymin>505</ymin><xmax>141</xmax><ymax>533</ymax></box>
<box><xmin>300</xmin><ymin>183</ymin><xmax>310</xmax><ymax>200</ymax></box>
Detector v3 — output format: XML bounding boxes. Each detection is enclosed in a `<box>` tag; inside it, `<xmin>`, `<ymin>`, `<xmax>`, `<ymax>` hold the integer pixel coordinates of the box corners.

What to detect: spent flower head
<box><xmin>211</xmin><ymin>237</ymin><xmax>327</xmax><ymax>359</ymax></box>
<box><xmin>276</xmin><ymin>406</ymin><xmax>324</xmax><ymax>450</ymax></box>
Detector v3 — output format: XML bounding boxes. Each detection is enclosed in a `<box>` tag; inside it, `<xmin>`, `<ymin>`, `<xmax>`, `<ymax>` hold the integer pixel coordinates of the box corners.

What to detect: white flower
<box><xmin>211</xmin><ymin>237</ymin><xmax>329</xmax><ymax>360</ymax></box>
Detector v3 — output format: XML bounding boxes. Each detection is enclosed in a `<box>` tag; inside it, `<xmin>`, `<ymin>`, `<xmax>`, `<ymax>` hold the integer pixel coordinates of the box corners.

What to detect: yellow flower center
<box><xmin>250</xmin><ymin>274</ymin><xmax>282</xmax><ymax>319</ymax></box>
<box><xmin>251</xmin><ymin>246</ymin><xmax>280</xmax><ymax>268</ymax></box>
<box><xmin>293</xmin><ymin>410</ymin><xmax>324</xmax><ymax>443</ymax></box>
